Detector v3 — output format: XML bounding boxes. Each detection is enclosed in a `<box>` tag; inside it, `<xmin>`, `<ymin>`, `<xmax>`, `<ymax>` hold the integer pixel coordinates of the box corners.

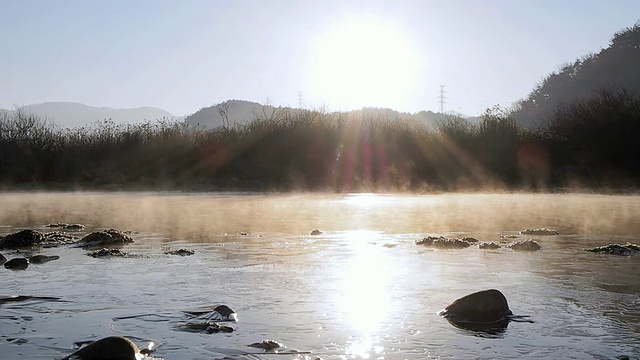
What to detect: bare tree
<box><xmin>216</xmin><ymin>102</ymin><xmax>230</xmax><ymax>132</ymax></box>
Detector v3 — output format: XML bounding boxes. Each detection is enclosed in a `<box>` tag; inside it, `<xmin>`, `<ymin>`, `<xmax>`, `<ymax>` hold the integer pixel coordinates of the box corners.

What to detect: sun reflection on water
<box><xmin>338</xmin><ymin>230</ymin><xmax>392</xmax><ymax>358</ymax></box>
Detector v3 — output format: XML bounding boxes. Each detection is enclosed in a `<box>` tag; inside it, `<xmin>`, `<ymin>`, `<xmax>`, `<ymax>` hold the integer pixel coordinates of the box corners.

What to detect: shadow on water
<box><xmin>448</xmin><ymin>319</ymin><xmax>510</xmax><ymax>338</ymax></box>
<box><xmin>0</xmin><ymin>295</ymin><xmax>66</xmax><ymax>305</ymax></box>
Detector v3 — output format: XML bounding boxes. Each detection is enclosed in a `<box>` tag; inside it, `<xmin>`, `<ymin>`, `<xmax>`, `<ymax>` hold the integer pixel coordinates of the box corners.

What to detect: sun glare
<box><xmin>306</xmin><ymin>16</ymin><xmax>422</xmax><ymax>110</ymax></box>
<box><xmin>337</xmin><ymin>230</ymin><xmax>391</xmax><ymax>358</ymax></box>
<box><xmin>344</xmin><ymin>193</ymin><xmax>387</xmax><ymax>207</ymax></box>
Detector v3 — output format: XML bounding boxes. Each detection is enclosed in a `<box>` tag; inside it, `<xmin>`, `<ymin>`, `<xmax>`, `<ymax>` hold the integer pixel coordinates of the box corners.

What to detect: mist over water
<box><xmin>1</xmin><ymin>192</ymin><xmax>639</xmax><ymax>359</ymax></box>
<box><xmin>1</xmin><ymin>192</ymin><xmax>639</xmax><ymax>238</ymax></box>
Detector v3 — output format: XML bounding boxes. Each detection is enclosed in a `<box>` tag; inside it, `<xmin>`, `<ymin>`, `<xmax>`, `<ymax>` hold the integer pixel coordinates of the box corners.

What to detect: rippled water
<box><xmin>1</xmin><ymin>192</ymin><xmax>639</xmax><ymax>359</ymax></box>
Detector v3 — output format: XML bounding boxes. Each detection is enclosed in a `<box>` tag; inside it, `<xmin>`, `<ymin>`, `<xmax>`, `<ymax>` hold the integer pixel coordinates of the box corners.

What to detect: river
<box><xmin>0</xmin><ymin>192</ymin><xmax>639</xmax><ymax>359</ymax></box>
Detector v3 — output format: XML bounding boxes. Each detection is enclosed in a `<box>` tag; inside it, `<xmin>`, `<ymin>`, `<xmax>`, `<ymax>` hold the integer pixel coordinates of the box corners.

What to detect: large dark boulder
<box><xmin>0</xmin><ymin>230</ymin><xmax>76</xmax><ymax>249</ymax></box>
<box><xmin>0</xmin><ymin>230</ymin><xmax>46</xmax><ymax>249</ymax></box>
<box><xmin>4</xmin><ymin>258</ymin><xmax>29</xmax><ymax>270</ymax></box>
<box><xmin>440</xmin><ymin>289</ymin><xmax>513</xmax><ymax>324</ymax></box>
<box><xmin>74</xmin><ymin>230</ymin><xmax>134</xmax><ymax>249</ymax></box>
<box><xmin>62</xmin><ymin>336</ymin><xmax>140</xmax><ymax>360</ymax></box>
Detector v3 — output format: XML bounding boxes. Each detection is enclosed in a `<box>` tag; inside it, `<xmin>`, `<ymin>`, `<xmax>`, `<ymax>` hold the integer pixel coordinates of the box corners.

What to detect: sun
<box><xmin>306</xmin><ymin>16</ymin><xmax>422</xmax><ymax>110</ymax></box>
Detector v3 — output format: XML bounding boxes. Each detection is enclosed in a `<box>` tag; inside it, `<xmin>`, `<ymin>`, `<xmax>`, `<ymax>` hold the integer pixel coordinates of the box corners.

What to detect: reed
<box><xmin>1</xmin><ymin>90</ymin><xmax>638</xmax><ymax>192</ymax></box>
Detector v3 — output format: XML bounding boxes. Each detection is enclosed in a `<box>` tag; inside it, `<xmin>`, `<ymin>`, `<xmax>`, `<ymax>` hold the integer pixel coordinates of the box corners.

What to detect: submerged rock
<box><xmin>586</xmin><ymin>243</ymin><xmax>640</xmax><ymax>256</ymax></box>
<box><xmin>508</xmin><ymin>239</ymin><xmax>541</xmax><ymax>251</ymax></box>
<box><xmin>415</xmin><ymin>236</ymin><xmax>471</xmax><ymax>249</ymax></box>
<box><xmin>184</xmin><ymin>304</ymin><xmax>238</xmax><ymax>322</ymax></box>
<box><xmin>177</xmin><ymin>321</ymin><xmax>234</xmax><ymax>334</ymax></box>
<box><xmin>4</xmin><ymin>258</ymin><xmax>29</xmax><ymax>270</ymax></box>
<box><xmin>520</xmin><ymin>228</ymin><xmax>559</xmax><ymax>236</ymax></box>
<box><xmin>46</xmin><ymin>223</ymin><xmax>68</xmax><ymax>228</ymax></box>
<box><xmin>0</xmin><ymin>230</ymin><xmax>46</xmax><ymax>249</ymax></box>
<box><xmin>164</xmin><ymin>248</ymin><xmax>195</xmax><ymax>256</ymax></box>
<box><xmin>177</xmin><ymin>304</ymin><xmax>238</xmax><ymax>334</ymax></box>
<box><xmin>439</xmin><ymin>289</ymin><xmax>516</xmax><ymax>333</ymax></box>
<box><xmin>249</xmin><ymin>339</ymin><xmax>284</xmax><ymax>351</ymax></box>
<box><xmin>87</xmin><ymin>248</ymin><xmax>130</xmax><ymax>258</ymax></box>
<box><xmin>499</xmin><ymin>234</ymin><xmax>520</xmax><ymax>239</ymax></box>
<box><xmin>28</xmin><ymin>254</ymin><xmax>60</xmax><ymax>264</ymax></box>
<box><xmin>64</xmin><ymin>224</ymin><xmax>86</xmax><ymax>231</ymax></box>
<box><xmin>62</xmin><ymin>336</ymin><xmax>140</xmax><ymax>360</ymax></box>
<box><xmin>310</xmin><ymin>229</ymin><xmax>323</xmax><ymax>236</ymax></box>
<box><xmin>47</xmin><ymin>223</ymin><xmax>85</xmax><ymax>231</ymax></box>
<box><xmin>74</xmin><ymin>229</ymin><xmax>134</xmax><ymax>248</ymax></box>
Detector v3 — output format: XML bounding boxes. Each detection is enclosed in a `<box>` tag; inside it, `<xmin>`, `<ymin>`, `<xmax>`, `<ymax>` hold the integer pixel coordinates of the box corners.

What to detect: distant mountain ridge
<box><xmin>2</xmin><ymin>100</ymin><xmax>475</xmax><ymax>130</ymax></box>
<box><xmin>2</xmin><ymin>102</ymin><xmax>182</xmax><ymax>128</ymax></box>
<box><xmin>185</xmin><ymin>99</ymin><xmax>464</xmax><ymax>130</ymax></box>
<box><xmin>185</xmin><ymin>100</ymin><xmax>279</xmax><ymax>129</ymax></box>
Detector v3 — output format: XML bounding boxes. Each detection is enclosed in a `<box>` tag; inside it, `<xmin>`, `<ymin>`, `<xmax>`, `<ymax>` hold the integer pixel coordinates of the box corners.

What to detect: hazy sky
<box><xmin>1</xmin><ymin>0</ymin><xmax>639</xmax><ymax>116</ymax></box>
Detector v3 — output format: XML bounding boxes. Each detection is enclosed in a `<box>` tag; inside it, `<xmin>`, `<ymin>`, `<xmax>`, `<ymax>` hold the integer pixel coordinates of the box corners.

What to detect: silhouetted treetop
<box><xmin>515</xmin><ymin>21</ymin><xmax>640</xmax><ymax>127</ymax></box>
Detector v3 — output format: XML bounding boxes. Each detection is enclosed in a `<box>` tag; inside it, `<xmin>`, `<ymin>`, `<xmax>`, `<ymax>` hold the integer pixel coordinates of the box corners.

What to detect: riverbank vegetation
<box><xmin>1</xmin><ymin>88</ymin><xmax>638</xmax><ymax>192</ymax></box>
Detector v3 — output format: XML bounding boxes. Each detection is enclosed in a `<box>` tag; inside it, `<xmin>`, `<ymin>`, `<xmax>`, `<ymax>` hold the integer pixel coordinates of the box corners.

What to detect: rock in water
<box><xmin>0</xmin><ymin>253</ymin><xmax>6</xmax><ymax>265</ymax></box>
<box><xmin>74</xmin><ymin>230</ymin><xmax>134</xmax><ymax>248</ymax></box>
<box><xmin>62</xmin><ymin>336</ymin><xmax>139</xmax><ymax>360</ymax></box>
<box><xmin>415</xmin><ymin>236</ymin><xmax>471</xmax><ymax>249</ymax></box>
<box><xmin>509</xmin><ymin>239</ymin><xmax>541</xmax><ymax>251</ymax></box>
<box><xmin>249</xmin><ymin>339</ymin><xmax>284</xmax><ymax>350</ymax></box>
<box><xmin>4</xmin><ymin>258</ymin><xmax>29</xmax><ymax>270</ymax></box>
<box><xmin>28</xmin><ymin>255</ymin><xmax>60</xmax><ymax>264</ymax></box>
<box><xmin>479</xmin><ymin>242</ymin><xmax>501</xmax><ymax>250</ymax></box>
<box><xmin>520</xmin><ymin>228</ymin><xmax>559</xmax><ymax>235</ymax></box>
<box><xmin>440</xmin><ymin>289</ymin><xmax>513</xmax><ymax>324</ymax></box>
<box><xmin>586</xmin><ymin>243</ymin><xmax>640</xmax><ymax>256</ymax></box>
<box><xmin>177</xmin><ymin>321</ymin><xmax>234</xmax><ymax>334</ymax></box>
<box><xmin>0</xmin><ymin>230</ymin><xmax>46</xmax><ymax>249</ymax></box>
<box><xmin>87</xmin><ymin>248</ymin><xmax>130</xmax><ymax>258</ymax></box>
<box><xmin>164</xmin><ymin>248</ymin><xmax>195</xmax><ymax>256</ymax></box>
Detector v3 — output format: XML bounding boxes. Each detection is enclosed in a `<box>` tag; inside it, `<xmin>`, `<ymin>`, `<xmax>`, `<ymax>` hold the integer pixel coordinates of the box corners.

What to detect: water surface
<box><xmin>1</xmin><ymin>192</ymin><xmax>639</xmax><ymax>359</ymax></box>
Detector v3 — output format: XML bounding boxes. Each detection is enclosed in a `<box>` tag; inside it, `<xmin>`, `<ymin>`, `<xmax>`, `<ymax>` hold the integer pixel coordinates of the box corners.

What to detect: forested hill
<box><xmin>515</xmin><ymin>21</ymin><xmax>640</xmax><ymax>127</ymax></box>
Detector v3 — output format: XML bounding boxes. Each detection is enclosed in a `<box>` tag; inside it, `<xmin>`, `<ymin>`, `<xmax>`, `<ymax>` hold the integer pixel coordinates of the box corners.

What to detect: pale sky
<box><xmin>1</xmin><ymin>0</ymin><xmax>639</xmax><ymax>116</ymax></box>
